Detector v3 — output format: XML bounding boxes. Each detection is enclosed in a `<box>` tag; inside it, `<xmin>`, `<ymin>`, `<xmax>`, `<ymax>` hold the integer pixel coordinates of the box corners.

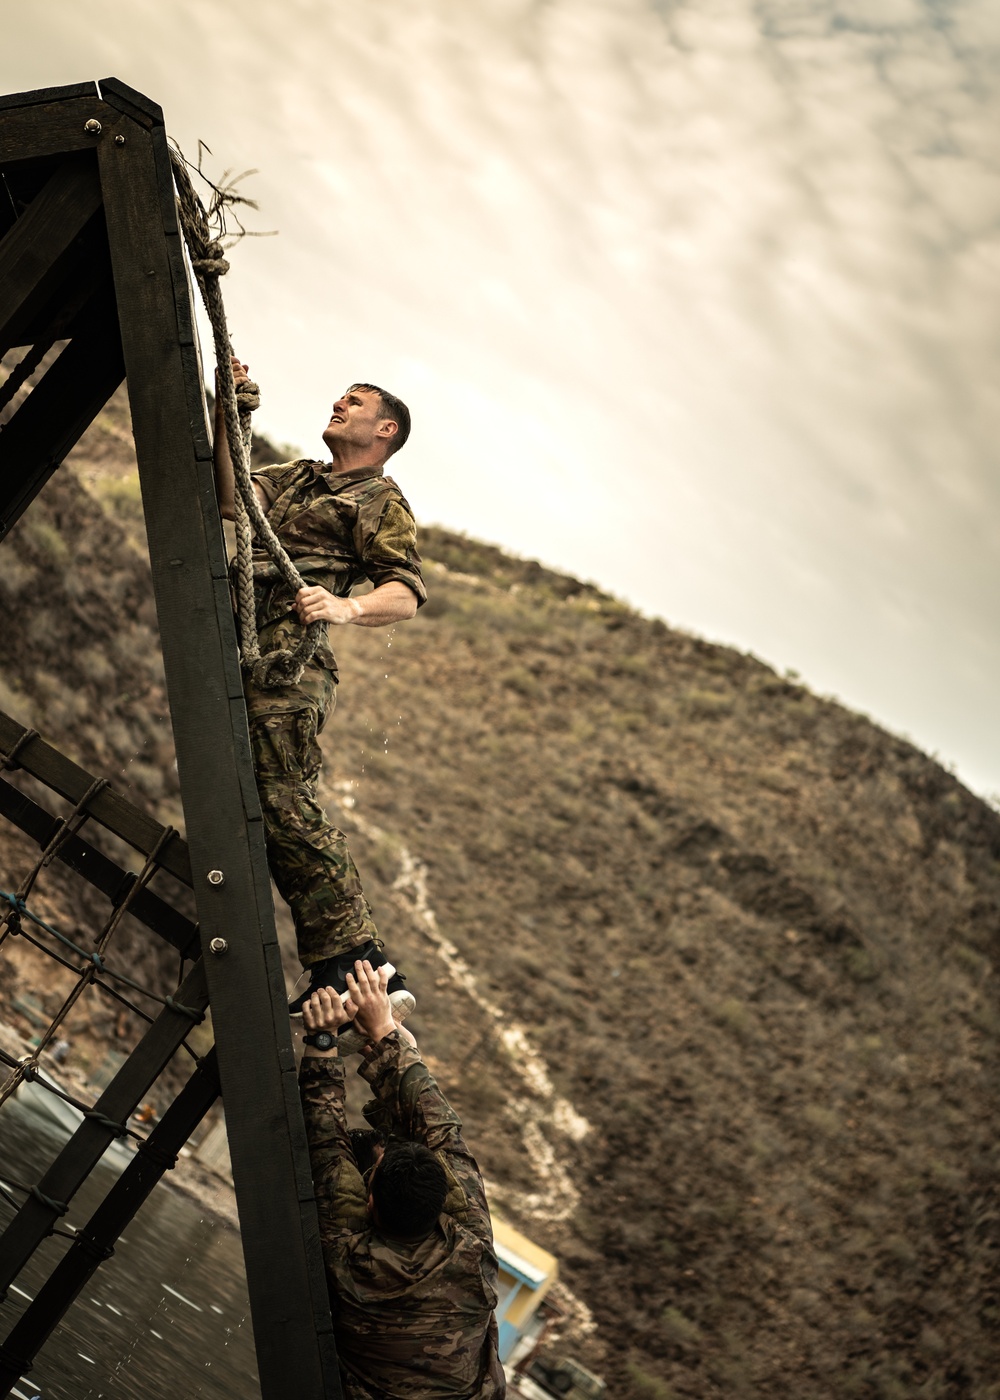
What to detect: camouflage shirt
<box><xmin>242</xmin><ymin>460</ymin><xmax>426</xmax><ymax>678</ymax></box>
<box><xmin>299</xmin><ymin>1033</ymin><xmax>505</xmax><ymax>1400</ymax></box>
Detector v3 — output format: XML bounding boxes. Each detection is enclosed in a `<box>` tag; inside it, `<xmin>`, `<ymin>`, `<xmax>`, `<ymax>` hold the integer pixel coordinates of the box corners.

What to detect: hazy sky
<box><xmin>4</xmin><ymin>0</ymin><xmax>999</xmax><ymax>796</ymax></box>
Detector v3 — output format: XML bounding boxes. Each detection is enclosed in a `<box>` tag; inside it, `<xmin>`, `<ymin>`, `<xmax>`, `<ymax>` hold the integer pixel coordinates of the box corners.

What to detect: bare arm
<box><xmin>213</xmin><ymin>354</ymin><xmax>266</xmax><ymax>521</ymax></box>
<box><xmin>294</xmin><ymin>579</ymin><xmax>418</xmax><ymax>629</ymax></box>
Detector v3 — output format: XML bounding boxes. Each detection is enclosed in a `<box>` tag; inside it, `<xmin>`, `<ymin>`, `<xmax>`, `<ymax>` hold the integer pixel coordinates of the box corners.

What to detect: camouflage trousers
<box><xmin>244</xmin><ymin>658</ymin><xmax>379</xmax><ymax>969</ymax></box>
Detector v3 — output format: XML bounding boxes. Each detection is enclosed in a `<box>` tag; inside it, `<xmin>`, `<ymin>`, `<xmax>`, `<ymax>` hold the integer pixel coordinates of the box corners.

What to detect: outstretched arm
<box><xmin>294</xmin><ymin>579</ymin><xmax>418</xmax><ymax>629</ymax></box>
<box><xmin>346</xmin><ymin>962</ymin><xmax>494</xmax><ymax>1239</ymax></box>
<box><xmin>213</xmin><ymin>354</ymin><xmax>267</xmax><ymax>522</ymax></box>
<box><xmin>298</xmin><ymin>989</ymin><xmax>368</xmax><ymax>1244</ymax></box>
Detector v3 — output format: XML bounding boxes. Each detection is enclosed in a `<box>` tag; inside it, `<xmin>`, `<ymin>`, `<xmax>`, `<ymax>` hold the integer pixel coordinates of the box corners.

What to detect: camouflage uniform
<box><xmin>240</xmin><ymin>460</ymin><xmax>426</xmax><ymax>967</ymax></box>
<box><xmin>299</xmin><ymin>1033</ymin><xmax>505</xmax><ymax>1399</ymax></box>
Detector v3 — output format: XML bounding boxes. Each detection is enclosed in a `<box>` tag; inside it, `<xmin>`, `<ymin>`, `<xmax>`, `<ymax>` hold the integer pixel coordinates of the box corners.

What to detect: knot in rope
<box><xmin>248</xmin><ymin>649</ymin><xmax>311</xmax><ymax>690</ymax></box>
<box><xmin>29</xmin><ymin>1185</ymin><xmax>69</xmax><ymax>1217</ymax></box>
<box><xmin>236</xmin><ymin>379</ymin><xmax>261</xmax><ymax>415</ymax></box>
<box><xmin>191</xmin><ymin>241</ymin><xmax>231</xmax><ymax>278</ymax></box>
<box><xmin>164</xmin><ymin>996</ymin><xmax>204</xmax><ymax>1023</ymax></box>
<box><xmin>84</xmin><ymin>1108</ymin><xmax>128</xmax><ymax>1138</ymax></box>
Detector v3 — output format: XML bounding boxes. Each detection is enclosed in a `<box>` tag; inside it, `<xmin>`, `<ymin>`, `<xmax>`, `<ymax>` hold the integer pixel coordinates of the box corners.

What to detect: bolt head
<box><xmin>114</xmin><ymin>133</ymin><xmax>126</xmax><ymax>146</ymax></box>
<box><xmin>84</xmin><ymin>118</ymin><xmax>102</xmax><ymax>135</ymax></box>
<box><xmin>207</xmin><ymin>869</ymin><xmax>225</xmax><ymax>886</ymax></box>
<box><xmin>209</xmin><ymin>937</ymin><xmax>228</xmax><ymax>956</ymax></box>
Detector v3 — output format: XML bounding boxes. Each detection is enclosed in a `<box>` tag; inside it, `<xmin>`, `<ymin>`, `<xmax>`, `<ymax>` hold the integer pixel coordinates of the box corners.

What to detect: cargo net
<box><xmin>0</xmin><ymin>711</ymin><xmax>222</xmax><ymax>1394</ymax></box>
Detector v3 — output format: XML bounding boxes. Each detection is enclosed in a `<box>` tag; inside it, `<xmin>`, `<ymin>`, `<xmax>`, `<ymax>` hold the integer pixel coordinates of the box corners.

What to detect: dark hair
<box><xmin>349</xmin><ymin>1128</ymin><xmax>381</xmax><ymax>1178</ymax></box>
<box><xmin>370</xmin><ymin>1141</ymin><xmax>447</xmax><ymax>1239</ymax></box>
<box><xmin>349</xmin><ymin>382</ymin><xmax>411</xmax><ymax>458</ymax></box>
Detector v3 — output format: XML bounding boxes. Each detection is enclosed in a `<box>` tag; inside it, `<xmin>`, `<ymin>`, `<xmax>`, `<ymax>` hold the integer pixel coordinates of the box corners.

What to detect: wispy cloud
<box><xmin>3</xmin><ymin>0</ymin><xmax>998</xmax><ymax>789</ymax></box>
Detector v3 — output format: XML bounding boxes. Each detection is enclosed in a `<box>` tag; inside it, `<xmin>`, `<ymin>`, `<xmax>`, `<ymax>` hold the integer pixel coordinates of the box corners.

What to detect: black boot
<box><xmin>288</xmin><ymin>940</ymin><xmax>404</xmax><ymax>1016</ymax></box>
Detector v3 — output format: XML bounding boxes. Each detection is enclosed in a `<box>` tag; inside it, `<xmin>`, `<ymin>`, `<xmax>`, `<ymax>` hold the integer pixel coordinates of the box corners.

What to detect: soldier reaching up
<box><xmin>300</xmin><ymin>960</ymin><xmax>505</xmax><ymax>1399</ymax></box>
<box><xmin>213</xmin><ymin>359</ymin><xmax>424</xmax><ymax>1019</ymax></box>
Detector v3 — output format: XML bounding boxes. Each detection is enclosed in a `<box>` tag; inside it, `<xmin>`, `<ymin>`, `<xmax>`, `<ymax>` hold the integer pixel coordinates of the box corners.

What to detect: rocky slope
<box><xmin>0</xmin><ymin>387</ymin><xmax>997</xmax><ymax>1399</ymax></box>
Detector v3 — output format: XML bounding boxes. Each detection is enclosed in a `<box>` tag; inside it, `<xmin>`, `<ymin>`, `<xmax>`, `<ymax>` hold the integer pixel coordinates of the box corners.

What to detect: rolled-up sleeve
<box><xmin>251</xmin><ymin>461</ymin><xmax>299</xmax><ymax>512</ymax></box>
<box><xmin>355</xmin><ymin>494</ymin><xmax>427</xmax><ymax>606</ymax></box>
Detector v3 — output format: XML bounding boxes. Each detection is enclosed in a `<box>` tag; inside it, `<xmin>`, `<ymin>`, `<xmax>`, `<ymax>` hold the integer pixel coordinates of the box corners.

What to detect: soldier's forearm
<box><xmin>213</xmin><ymin>395</ymin><xmax>237</xmax><ymax>521</ymax></box>
<box><xmin>352</xmin><ymin>581</ymin><xmax>418</xmax><ymax>628</ymax></box>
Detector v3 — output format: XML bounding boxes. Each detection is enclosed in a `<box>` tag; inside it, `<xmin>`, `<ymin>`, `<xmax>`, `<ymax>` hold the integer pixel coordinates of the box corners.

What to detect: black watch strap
<box><xmin>303</xmin><ymin>1029</ymin><xmax>336</xmax><ymax>1051</ymax></box>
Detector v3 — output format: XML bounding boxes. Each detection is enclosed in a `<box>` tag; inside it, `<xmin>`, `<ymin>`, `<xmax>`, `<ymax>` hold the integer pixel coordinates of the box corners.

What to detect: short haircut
<box><xmin>349</xmin><ymin>1128</ymin><xmax>381</xmax><ymax>1179</ymax></box>
<box><xmin>370</xmin><ymin>1140</ymin><xmax>447</xmax><ymax>1239</ymax></box>
<box><xmin>349</xmin><ymin>382</ymin><xmax>411</xmax><ymax>458</ymax></box>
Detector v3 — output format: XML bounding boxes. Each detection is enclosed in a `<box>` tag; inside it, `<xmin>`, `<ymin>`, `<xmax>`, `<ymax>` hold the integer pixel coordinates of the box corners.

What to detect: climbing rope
<box><xmin>169</xmin><ymin>150</ymin><xmax>324</xmax><ymax>689</ymax></box>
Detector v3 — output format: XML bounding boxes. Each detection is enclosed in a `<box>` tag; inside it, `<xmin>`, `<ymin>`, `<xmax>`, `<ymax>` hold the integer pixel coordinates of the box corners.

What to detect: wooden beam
<box><xmin>0</xmin><ymin>776</ymin><xmax>199</xmax><ymax>958</ymax></box>
<box><xmin>0</xmin><ymin>961</ymin><xmax>210</xmax><ymax>1299</ymax></box>
<box><xmin>0</xmin><ymin>283</ymin><xmax>125</xmax><ymax>536</ymax></box>
<box><xmin>0</xmin><ymin>156</ymin><xmax>102</xmax><ymax>350</ymax></box>
<box><xmin>94</xmin><ymin>105</ymin><xmax>341</xmax><ymax>1397</ymax></box>
<box><xmin>0</xmin><ymin>83</ymin><xmax>98</xmax><ymax>114</ymax></box>
<box><xmin>0</xmin><ymin>96</ymin><xmax>109</xmax><ymax>165</ymax></box>
<box><xmin>0</xmin><ymin>712</ymin><xmax>193</xmax><ymax>888</ymax></box>
<box><xmin>0</xmin><ymin>1050</ymin><xmax>221</xmax><ymax>1394</ymax></box>
<box><xmin>0</xmin><ymin>200</ymin><xmax>111</xmax><ymax>353</ymax></box>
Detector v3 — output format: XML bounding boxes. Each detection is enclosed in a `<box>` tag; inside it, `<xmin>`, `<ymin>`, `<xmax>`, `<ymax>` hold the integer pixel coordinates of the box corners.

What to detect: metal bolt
<box><xmin>84</xmin><ymin>119</ymin><xmax>102</xmax><ymax>136</ymax></box>
<box><xmin>114</xmin><ymin>133</ymin><xmax>126</xmax><ymax>146</ymax></box>
<box><xmin>207</xmin><ymin>869</ymin><xmax>225</xmax><ymax>886</ymax></box>
<box><xmin>209</xmin><ymin>937</ymin><xmax>228</xmax><ymax>956</ymax></box>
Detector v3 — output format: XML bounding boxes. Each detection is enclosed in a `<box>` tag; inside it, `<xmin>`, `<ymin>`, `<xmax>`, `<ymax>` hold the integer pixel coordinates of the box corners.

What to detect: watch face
<box><xmin>314</xmin><ymin>1030</ymin><xmax>335</xmax><ymax>1051</ymax></box>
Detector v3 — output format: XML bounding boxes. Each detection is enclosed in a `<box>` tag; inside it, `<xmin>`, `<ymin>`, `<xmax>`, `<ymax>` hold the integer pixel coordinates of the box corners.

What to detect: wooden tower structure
<box><xmin>0</xmin><ymin>79</ymin><xmax>340</xmax><ymax>1396</ymax></box>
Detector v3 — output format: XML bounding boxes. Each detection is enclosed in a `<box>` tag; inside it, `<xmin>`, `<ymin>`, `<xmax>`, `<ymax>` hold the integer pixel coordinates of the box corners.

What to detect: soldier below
<box><xmin>300</xmin><ymin>961</ymin><xmax>506</xmax><ymax>1400</ymax></box>
<box><xmin>213</xmin><ymin>360</ymin><xmax>425</xmax><ymax>1021</ymax></box>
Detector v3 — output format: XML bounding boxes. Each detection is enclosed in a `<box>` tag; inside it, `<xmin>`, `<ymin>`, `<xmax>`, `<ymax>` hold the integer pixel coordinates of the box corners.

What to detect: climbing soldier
<box><xmin>300</xmin><ymin>960</ymin><xmax>506</xmax><ymax>1399</ymax></box>
<box><xmin>213</xmin><ymin>357</ymin><xmax>425</xmax><ymax>1019</ymax></box>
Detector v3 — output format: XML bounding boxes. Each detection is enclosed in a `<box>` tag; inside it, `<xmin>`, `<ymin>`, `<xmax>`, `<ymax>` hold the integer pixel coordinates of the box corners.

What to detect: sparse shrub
<box><xmin>803</xmin><ymin>1103</ymin><xmax>842</xmax><ymax>1136</ymax></box>
<box><xmin>22</xmin><ymin>517</ymin><xmax>68</xmax><ymax>562</ymax></box>
<box><xmin>96</xmin><ymin>471</ymin><xmax>144</xmax><ymax>524</ymax></box>
<box><xmin>77</xmin><ymin>647</ymin><xmax>115</xmax><ymax>685</ymax></box>
<box><xmin>0</xmin><ymin>674</ymin><xmax>28</xmax><ymax>720</ymax></box>
<box><xmin>683</xmin><ymin>688</ymin><xmax>733</xmax><ymax>719</ymax></box>
<box><xmin>625</xmin><ymin>1359</ymin><xmax>674</xmax><ymax>1399</ymax></box>
<box><xmin>502</xmin><ymin>667</ymin><xmax>542</xmax><ymax>699</ymax></box>
<box><xmin>660</xmin><ymin>1306</ymin><xmax>701</xmax><ymax>1349</ymax></box>
<box><xmin>969</xmin><ymin>1003</ymin><xmax>1000</xmax><ymax>1037</ymax></box>
<box><xmin>0</xmin><ymin>554</ymin><xmax>36</xmax><ymax>595</ymax></box>
<box><xmin>951</xmin><ymin>942</ymin><xmax>988</xmax><ymax>975</ymax></box>
<box><xmin>844</xmin><ymin>946</ymin><xmax>880</xmax><ymax>983</ymax></box>
<box><xmin>713</xmin><ymin>996</ymin><xmax>751</xmax><ymax>1037</ymax></box>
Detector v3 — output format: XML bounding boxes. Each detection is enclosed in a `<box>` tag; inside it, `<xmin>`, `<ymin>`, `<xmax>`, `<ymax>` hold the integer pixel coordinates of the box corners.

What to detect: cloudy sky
<box><xmin>4</xmin><ymin>0</ymin><xmax>999</xmax><ymax>795</ymax></box>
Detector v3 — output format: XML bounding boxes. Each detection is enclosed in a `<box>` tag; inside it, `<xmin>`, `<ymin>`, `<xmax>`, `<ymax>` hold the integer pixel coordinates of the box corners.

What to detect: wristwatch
<box><xmin>303</xmin><ymin>1029</ymin><xmax>336</xmax><ymax>1052</ymax></box>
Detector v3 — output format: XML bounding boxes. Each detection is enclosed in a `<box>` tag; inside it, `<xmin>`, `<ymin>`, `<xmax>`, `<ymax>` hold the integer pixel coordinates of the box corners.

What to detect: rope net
<box><xmin>0</xmin><ymin>721</ymin><xmax>211</xmax><ymax>1244</ymax></box>
<box><xmin>0</xmin><ymin>144</ymin><xmax>299</xmax><ymax>1280</ymax></box>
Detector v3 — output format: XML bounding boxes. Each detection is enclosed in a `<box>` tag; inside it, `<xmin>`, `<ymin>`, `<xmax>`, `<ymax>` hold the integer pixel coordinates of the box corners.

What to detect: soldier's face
<box><xmin>323</xmin><ymin>388</ymin><xmax>395</xmax><ymax>454</ymax></box>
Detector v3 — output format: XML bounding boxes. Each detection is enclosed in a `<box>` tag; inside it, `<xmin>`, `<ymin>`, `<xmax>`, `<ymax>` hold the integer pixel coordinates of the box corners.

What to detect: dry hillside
<box><xmin>0</xmin><ymin>387</ymin><xmax>997</xmax><ymax>1400</ymax></box>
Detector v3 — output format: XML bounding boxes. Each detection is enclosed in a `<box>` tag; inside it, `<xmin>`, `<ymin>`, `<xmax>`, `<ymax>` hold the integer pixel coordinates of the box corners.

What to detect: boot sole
<box><xmin>288</xmin><ymin>960</ymin><xmax>397</xmax><ymax>1018</ymax></box>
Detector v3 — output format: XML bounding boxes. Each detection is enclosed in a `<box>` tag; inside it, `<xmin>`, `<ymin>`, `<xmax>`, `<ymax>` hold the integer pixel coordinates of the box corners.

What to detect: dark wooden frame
<box><xmin>0</xmin><ymin>80</ymin><xmax>339</xmax><ymax>1397</ymax></box>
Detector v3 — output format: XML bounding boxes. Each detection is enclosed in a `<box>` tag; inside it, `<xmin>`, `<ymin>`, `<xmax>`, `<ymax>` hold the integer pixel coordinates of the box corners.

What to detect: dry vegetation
<box><xmin>0</xmin><ymin>387</ymin><xmax>997</xmax><ymax>1398</ymax></box>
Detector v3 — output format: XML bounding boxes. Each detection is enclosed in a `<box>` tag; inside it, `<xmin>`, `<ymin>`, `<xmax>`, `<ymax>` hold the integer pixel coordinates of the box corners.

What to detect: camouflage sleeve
<box><xmin>251</xmin><ymin>460</ymin><xmax>303</xmax><ymax>512</ymax></box>
<box><xmin>358</xmin><ymin>1033</ymin><xmax>494</xmax><ymax>1242</ymax></box>
<box><xmin>353</xmin><ymin>490</ymin><xmax>427</xmax><ymax>605</ymax></box>
<box><xmin>299</xmin><ymin>1056</ymin><xmax>369</xmax><ymax>1248</ymax></box>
